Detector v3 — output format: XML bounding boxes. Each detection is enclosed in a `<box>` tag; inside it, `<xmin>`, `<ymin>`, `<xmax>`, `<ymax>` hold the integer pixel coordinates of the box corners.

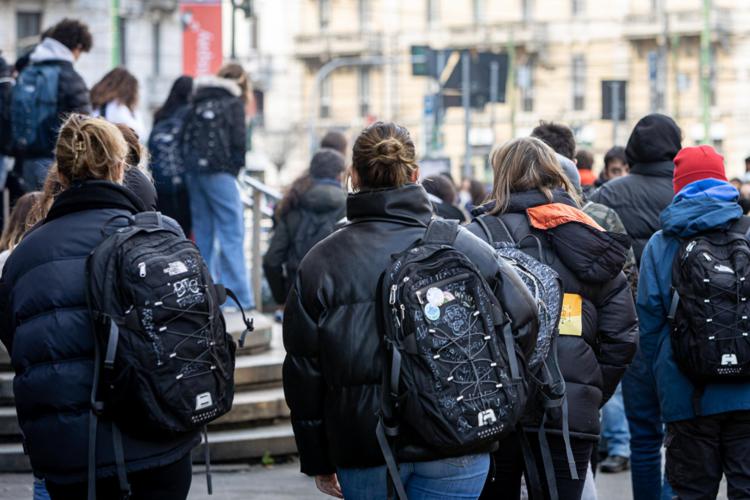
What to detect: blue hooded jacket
<box><xmin>639</xmin><ymin>178</ymin><xmax>750</xmax><ymax>422</ymax></box>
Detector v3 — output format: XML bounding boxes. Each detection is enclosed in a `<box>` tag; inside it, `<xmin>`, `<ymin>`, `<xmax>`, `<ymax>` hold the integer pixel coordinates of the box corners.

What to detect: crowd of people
<box><xmin>0</xmin><ymin>14</ymin><xmax>749</xmax><ymax>500</ymax></box>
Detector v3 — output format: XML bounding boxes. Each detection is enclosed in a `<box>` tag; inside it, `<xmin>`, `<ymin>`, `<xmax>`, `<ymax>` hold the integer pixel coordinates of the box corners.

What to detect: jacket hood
<box><xmin>625</xmin><ymin>113</ymin><xmax>682</xmax><ymax>167</ymax></box>
<box><xmin>347</xmin><ymin>184</ymin><xmax>433</xmax><ymax>227</ymax></box>
<box><xmin>661</xmin><ymin>178</ymin><xmax>742</xmax><ymax>238</ymax></box>
<box><xmin>194</xmin><ymin>75</ymin><xmax>242</xmax><ymax>97</ymax></box>
<box><xmin>473</xmin><ymin>189</ymin><xmax>578</xmax><ymax>216</ymax></box>
<box><xmin>29</xmin><ymin>38</ymin><xmax>75</xmax><ymax>64</ymax></box>
<box><xmin>557</xmin><ymin>154</ymin><xmax>581</xmax><ymax>193</ymax></box>
<box><xmin>300</xmin><ymin>181</ymin><xmax>346</xmax><ymax>214</ymax></box>
<box><xmin>45</xmin><ymin>180</ymin><xmax>146</xmax><ymax>224</ymax></box>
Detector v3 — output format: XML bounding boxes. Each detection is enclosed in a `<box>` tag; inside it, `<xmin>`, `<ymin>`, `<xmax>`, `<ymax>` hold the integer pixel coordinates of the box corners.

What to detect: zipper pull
<box><xmin>389</xmin><ymin>285</ymin><xmax>398</xmax><ymax>305</ymax></box>
<box><xmin>138</xmin><ymin>262</ymin><xmax>147</xmax><ymax>278</ymax></box>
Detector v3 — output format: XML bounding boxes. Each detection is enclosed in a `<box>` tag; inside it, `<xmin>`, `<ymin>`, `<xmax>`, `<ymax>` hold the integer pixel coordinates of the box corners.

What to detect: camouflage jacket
<box><xmin>583</xmin><ymin>200</ymin><xmax>639</xmax><ymax>298</ymax></box>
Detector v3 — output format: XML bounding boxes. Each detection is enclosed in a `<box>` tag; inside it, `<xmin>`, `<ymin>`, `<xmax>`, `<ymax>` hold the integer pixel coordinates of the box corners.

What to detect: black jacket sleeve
<box><xmin>282</xmin><ymin>277</ymin><xmax>334</xmax><ymax>476</ymax></box>
<box><xmin>228</xmin><ymin>97</ymin><xmax>246</xmax><ymax>176</ymax></box>
<box><xmin>58</xmin><ymin>64</ymin><xmax>91</xmax><ymax>116</ymax></box>
<box><xmin>591</xmin><ymin>272</ymin><xmax>638</xmax><ymax>404</ymax></box>
<box><xmin>263</xmin><ymin>215</ymin><xmax>292</xmax><ymax>305</ymax></box>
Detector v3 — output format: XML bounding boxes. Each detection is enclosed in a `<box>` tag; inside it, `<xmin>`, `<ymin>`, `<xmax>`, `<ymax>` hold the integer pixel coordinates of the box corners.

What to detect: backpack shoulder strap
<box><xmin>423</xmin><ymin>218</ymin><xmax>458</xmax><ymax>245</ymax></box>
<box><xmin>730</xmin><ymin>215</ymin><xmax>750</xmax><ymax>238</ymax></box>
<box><xmin>134</xmin><ymin>211</ymin><xmax>164</xmax><ymax>228</ymax></box>
<box><xmin>475</xmin><ymin>214</ymin><xmax>516</xmax><ymax>245</ymax></box>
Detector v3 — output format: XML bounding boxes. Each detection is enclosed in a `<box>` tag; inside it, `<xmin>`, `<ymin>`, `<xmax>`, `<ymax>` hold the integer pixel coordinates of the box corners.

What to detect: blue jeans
<box><xmin>337</xmin><ymin>454</ymin><xmax>489</xmax><ymax>500</ymax></box>
<box><xmin>22</xmin><ymin>157</ymin><xmax>53</xmax><ymax>191</ymax></box>
<box><xmin>601</xmin><ymin>383</ymin><xmax>631</xmax><ymax>458</ymax></box>
<box><xmin>186</xmin><ymin>173</ymin><xmax>254</xmax><ymax>309</ymax></box>
<box><xmin>33</xmin><ymin>476</ymin><xmax>51</xmax><ymax>500</ymax></box>
<box><xmin>622</xmin><ymin>345</ymin><xmax>673</xmax><ymax>500</ymax></box>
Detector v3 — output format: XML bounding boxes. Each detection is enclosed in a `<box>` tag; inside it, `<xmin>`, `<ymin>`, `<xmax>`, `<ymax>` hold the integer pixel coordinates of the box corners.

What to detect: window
<box><xmin>473</xmin><ymin>0</ymin><xmax>484</xmax><ymax>24</ymax></box>
<box><xmin>571</xmin><ymin>0</ymin><xmax>585</xmax><ymax>16</ymax></box>
<box><xmin>152</xmin><ymin>21</ymin><xmax>161</xmax><ymax>75</ymax></box>
<box><xmin>521</xmin><ymin>0</ymin><xmax>533</xmax><ymax>22</ymax></box>
<box><xmin>427</xmin><ymin>0</ymin><xmax>440</xmax><ymax>26</ymax></box>
<box><xmin>319</xmin><ymin>0</ymin><xmax>331</xmax><ymax>31</ymax></box>
<box><xmin>647</xmin><ymin>50</ymin><xmax>665</xmax><ymax>111</ymax></box>
<box><xmin>320</xmin><ymin>75</ymin><xmax>331</xmax><ymax>118</ymax></box>
<box><xmin>518</xmin><ymin>61</ymin><xmax>534</xmax><ymax>112</ymax></box>
<box><xmin>16</xmin><ymin>11</ymin><xmax>42</xmax><ymax>56</ymax></box>
<box><xmin>359</xmin><ymin>0</ymin><xmax>371</xmax><ymax>31</ymax></box>
<box><xmin>572</xmin><ymin>54</ymin><xmax>586</xmax><ymax>111</ymax></box>
<box><xmin>358</xmin><ymin>67</ymin><xmax>371</xmax><ymax>117</ymax></box>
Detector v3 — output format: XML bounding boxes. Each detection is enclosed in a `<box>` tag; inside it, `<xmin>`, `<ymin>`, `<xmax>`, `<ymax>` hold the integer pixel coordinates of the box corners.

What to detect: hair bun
<box><xmin>373</xmin><ymin>137</ymin><xmax>404</xmax><ymax>166</ymax></box>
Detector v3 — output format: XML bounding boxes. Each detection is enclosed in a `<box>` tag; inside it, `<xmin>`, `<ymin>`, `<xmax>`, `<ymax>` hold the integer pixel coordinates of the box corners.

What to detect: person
<box><xmin>460</xmin><ymin>178</ymin><xmax>487</xmax><ymax>213</ymax></box>
<box><xmin>0</xmin><ymin>191</ymin><xmax>41</xmax><ymax>271</ymax></box>
<box><xmin>148</xmin><ymin>75</ymin><xmax>193</xmax><ymax>234</ymax></box>
<box><xmin>91</xmin><ymin>67</ymin><xmax>145</xmax><ymax>139</ymax></box>
<box><xmin>116</xmin><ymin>123</ymin><xmax>158</xmax><ymax>211</ymax></box>
<box><xmin>12</xmin><ymin>19</ymin><xmax>92</xmax><ymax>191</ymax></box>
<box><xmin>742</xmin><ymin>156</ymin><xmax>750</xmax><ymax>183</ymax></box>
<box><xmin>467</xmin><ymin>137</ymin><xmax>638</xmax><ymax>500</ymax></box>
<box><xmin>596</xmin><ymin>146</ymin><xmax>629</xmax><ymax>187</ymax></box>
<box><xmin>531</xmin><ymin>121</ymin><xmax>576</xmax><ymax>161</ymax></box>
<box><xmin>320</xmin><ymin>130</ymin><xmax>348</xmax><ymax>156</ymax></box>
<box><xmin>182</xmin><ymin>62</ymin><xmax>254</xmax><ymax>310</ymax></box>
<box><xmin>589</xmin><ymin>113</ymin><xmax>682</xmax><ymax>500</ymax></box>
<box><xmin>575</xmin><ymin>149</ymin><xmax>596</xmax><ymax>192</ymax></box>
<box><xmin>423</xmin><ymin>174</ymin><xmax>468</xmax><ymax>222</ymax></box>
<box><xmin>638</xmin><ymin>145</ymin><xmax>750</xmax><ymax>500</ymax></box>
<box><xmin>0</xmin><ymin>115</ymin><xmax>199</xmax><ymax>500</ymax></box>
<box><xmin>263</xmin><ymin>148</ymin><xmax>346</xmax><ymax>309</ymax></box>
<box><xmin>283</xmin><ymin>122</ymin><xmax>538</xmax><ymax>500</ymax></box>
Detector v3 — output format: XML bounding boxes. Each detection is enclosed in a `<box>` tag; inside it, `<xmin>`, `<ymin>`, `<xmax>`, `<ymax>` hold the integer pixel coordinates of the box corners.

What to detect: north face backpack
<box><xmin>85</xmin><ymin>212</ymin><xmax>253</xmax><ymax>498</ymax></box>
<box><xmin>10</xmin><ymin>64</ymin><xmax>60</xmax><ymax>156</ymax></box>
<box><xmin>181</xmin><ymin>98</ymin><xmax>232</xmax><ymax>174</ymax></box>
<box><xmin>147</xmin><ymin>107</ymin><xmax>189</xmax><ymax>193</ymax></box>
<box><xmin>668</xmin><ymin>216</ymin><xmax>750</xmax><ymax>411</ymax></box>
<box><xmin>377</xmin><ymin>219</ymin><xmax>529</xmax><ymax>500</ymax></box>
<box><xmin>475</xmin><ymin>214</ymin><xmax>578</xmax><ymax>500</ymax></box>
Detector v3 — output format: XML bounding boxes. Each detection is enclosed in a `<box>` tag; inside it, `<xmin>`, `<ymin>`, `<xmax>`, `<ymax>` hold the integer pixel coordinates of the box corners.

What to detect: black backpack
<box><xmin>0</xmin><ymin>76</ymin><xmax>13</xmax><ymax>155</ymax></box>
<box><xmin>181</xmin><ymin>98</ymin><xmax>233</xmax><ymax>174</ymax></box>
<box><xmin>475</xmin><ymin>215</ymin><xmax>577</xmax><ymax>500</ymax></box>
<box><xmin>287</xmin><ymin>210</ymin><xmax>339</xmax><ymax>275</ymax></box>
<box><xmin>376</xmin><ymin>219</ymin><xmax>529</xmax><ymax>500</ymax></box>
<box><xmin>668</xmin><ymin>216</ymin><xmax>750</xmax><ymax>413</ymax></box>
<box><xmin>147</xmin><ymin>107</ymin><xmax>189</xmax><ymax>193</ymax></box>
<box><xmin>85</xmin><ymin>212</ymin><xmax>253</xmax><ymax>498</ymax></box>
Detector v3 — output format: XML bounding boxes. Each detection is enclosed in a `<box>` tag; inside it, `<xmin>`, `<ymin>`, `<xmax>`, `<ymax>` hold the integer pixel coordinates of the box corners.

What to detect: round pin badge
<box><xmin>426</xmin><ymin>287</ymin><xmax>445</xmax><ymax>306</ymax></box>
<box><xmin>424</xmin><ymin>303</ymin><xmax>441</xmax><ymax>321</ymax></box>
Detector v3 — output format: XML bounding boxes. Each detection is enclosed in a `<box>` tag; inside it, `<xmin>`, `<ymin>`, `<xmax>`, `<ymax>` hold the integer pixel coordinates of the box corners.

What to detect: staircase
<box><xmin>0</xmin><ymin>312</ymin><xmax>295</xmax><ymax>471</ymax></box>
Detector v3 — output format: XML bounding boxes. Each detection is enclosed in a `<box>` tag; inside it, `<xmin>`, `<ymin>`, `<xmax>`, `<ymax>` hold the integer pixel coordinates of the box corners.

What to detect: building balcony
<box><xmin>420</xmin><ymin>21</ymin><xmax>549</xmax><ymax>54</ymax></box>
<box><xmin>294</xmin><ymin>31</ymin><xmax>384</xmax><ymax>61</ymax></box>
<box><xmin>623</xmin><ymin>8</ymin><xmax>731</xmax><ymax>40</ymax></box>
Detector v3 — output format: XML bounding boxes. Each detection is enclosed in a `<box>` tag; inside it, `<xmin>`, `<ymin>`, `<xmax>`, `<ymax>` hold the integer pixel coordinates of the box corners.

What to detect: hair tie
<box><xmin>73</xmin><ymin>138</ymin><xmax>86</xmax><ymax>163</ymax></box>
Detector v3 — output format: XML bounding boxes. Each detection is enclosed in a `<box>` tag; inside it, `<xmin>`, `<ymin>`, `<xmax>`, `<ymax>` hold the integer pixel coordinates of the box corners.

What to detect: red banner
<box><xmin>180</xmin><ymin>0</ymin><xmax>223</xmax><ymax>77</ymax></box>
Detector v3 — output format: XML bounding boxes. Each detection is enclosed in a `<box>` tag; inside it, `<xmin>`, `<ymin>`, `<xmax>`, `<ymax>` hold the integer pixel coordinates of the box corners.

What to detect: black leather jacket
<box><xmin>282</xmin><ymin>184</ymin><xmax>538</xmax><ymax>475</ymax></box>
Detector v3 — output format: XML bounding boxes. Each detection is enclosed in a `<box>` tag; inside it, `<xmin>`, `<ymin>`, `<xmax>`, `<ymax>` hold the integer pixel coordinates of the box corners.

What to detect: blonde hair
<box><xmin>218</xmin><ymin>62</ymin><xmax>250</xmax><ymax>105</ymax></box>
<box><xmin>351</xmin><ymin>121</ymin><xmax>418</xmax><ymax>190</ymax></box>
<box><xmin>0</xmin><ymin>192</ymin><xmax>43</xmax><ymax>252</ymax></box>
<box><xmin>488</xmin><ymin>136</ymin><xmax>578</xmax><ymax>215</ymax></box>
<box><xmin>55</xmin><ymin>114</ymin><xmax>127</xmax><ymax>187</ymax></box>
<box><xmin>27</xmin><ymin>165</ymin><xmax>65</xmax><ymax>228</ymax></box>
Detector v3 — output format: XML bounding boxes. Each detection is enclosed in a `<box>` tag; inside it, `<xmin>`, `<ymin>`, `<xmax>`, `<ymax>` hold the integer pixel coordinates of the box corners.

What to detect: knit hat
<box><xmin>673</xmin><ymin>145</ymin><xmax>727</xmax><ymax>194</ymax></box>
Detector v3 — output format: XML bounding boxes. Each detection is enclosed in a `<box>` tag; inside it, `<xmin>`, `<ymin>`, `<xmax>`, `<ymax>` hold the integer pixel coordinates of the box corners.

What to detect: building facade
<box><xmin>293</xmin><ymin>0</ymin><xmax>750</xmax><ymax>181</ymax></box>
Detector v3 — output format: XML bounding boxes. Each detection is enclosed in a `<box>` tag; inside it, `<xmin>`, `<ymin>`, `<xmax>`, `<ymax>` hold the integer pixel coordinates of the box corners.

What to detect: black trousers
<box><xmin>666</xmin><ymin>411</ymin><xmax>750</xmax><ymax>500</ymax></box>
<box><xmin>45</xmin><ymin>453</ymin><xmax>193</xmax><ymax>500</ymax></box>
<box><xmin>156</xmin><ymin>185</ymin><xmax>192</xmax><ymax>237</ymax></box>
<box><xmin>481</xmin><ymin>432</ymin><xmax>592</xmax><ymax>500</ymax></box>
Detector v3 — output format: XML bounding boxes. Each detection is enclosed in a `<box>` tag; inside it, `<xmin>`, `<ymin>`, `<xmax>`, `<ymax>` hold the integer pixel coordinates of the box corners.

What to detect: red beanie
<box><xmin>673</xmin><ymin>145</ymin><xmax>727</xmax><ymax>194</ymax></box>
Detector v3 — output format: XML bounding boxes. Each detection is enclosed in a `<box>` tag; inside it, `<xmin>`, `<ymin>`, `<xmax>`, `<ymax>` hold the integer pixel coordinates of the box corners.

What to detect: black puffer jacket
<box><xmin>0</xmin><ymin>182</ymin><xmax>199</xmax><ymax>483</ymax></box>
<box><xmin>263</xmin><ymin>180</ymin><xmax>346</xmax><ymax>305</ymax></box>
<box><xmin>589</xmin><ymin>113</ymin><xmax>681</xmax><ymax>264</ymax></box>
<box><xmin>468</xmin><ymin>190</ymin><xmax>638</xmax><ymax>440</ymax></box>
<box><xmin>283</xmin><ymin>184</ymin><xmax>539</xmax><ymax>475</ymax></box>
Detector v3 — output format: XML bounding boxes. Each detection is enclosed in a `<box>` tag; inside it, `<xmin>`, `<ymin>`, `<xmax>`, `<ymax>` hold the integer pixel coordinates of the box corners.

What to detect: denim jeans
<box><xmin>337</xmin><ymin>454</ymin><xmax>489</xmax><ymax>500</ymax></box>
<box><xmin>33</xmin><ymin>476</ymin><xmax>50</xmax><ymax>500</ymax></box>
<box><xmin>186</xmin><ymin>173</ymin><xmax>254</xmax><ymax>309</ymax></box>
<box><xmin>22</xmin><ymin>157</ymin><xmax>53</xmax><ymax>191</ymax></box>
<box><xmin>601</xmin><ymin>383</ymin><xmax>631</xmax><ymax>458</ymax></box>
<box><xmin>622</xmin><ymin>345</ymin><xmax>673</xmax><ymax>500</ymax></box>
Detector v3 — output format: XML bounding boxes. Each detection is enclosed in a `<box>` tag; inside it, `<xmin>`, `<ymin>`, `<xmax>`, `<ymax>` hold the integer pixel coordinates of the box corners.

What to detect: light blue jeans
<box><xmin>33</xmin><ymin>476</ymin><xmax>50</xmax><ymax>500</ymax></box>
<box><xmin>337</xmin><ymin>454</ymin><xmax>489</xmax><ymax>500</ymax></box>
<box><xmin>601</xmin><ymin>383</ymin><xmax>631</xmax><ymax>458</ymax></box>
<box><xmin>186</xmin><ymin>172</ymin><xmax>254</xmax><ymax>309</ymax></box>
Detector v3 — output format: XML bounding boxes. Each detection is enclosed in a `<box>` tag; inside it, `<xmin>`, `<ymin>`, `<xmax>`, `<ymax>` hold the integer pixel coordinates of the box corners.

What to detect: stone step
<box><xmin>192</xmin><ymin>422</ymin><xmax>297</xmax><ymax>463</ymax></box>
<box><xmin>0</xmin><ymin>406</ymin><xmax>18</xmax><ymax>436</ymax></box>
<box><xmin>0</xmin><ymin>313</ymin><xmax>274</xmax><ymax>371</ymax></box>
<box><xmin>213</xmin><ymin>388</ymin><xmax>289</xmax><ymax>427</ymax></box>
<box><xmin>0</xmin><ymin>442</ymin><xmax>28</xmax><ymax>472</ymax></box>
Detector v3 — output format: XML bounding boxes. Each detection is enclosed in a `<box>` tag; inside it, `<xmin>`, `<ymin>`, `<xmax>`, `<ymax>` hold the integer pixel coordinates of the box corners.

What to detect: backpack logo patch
<box><xmin>722</xmin><ymin>354</ymin><xmax>738</xmax><ymax>366</ymax></box>
<box><xmin>195</xmin><ymin>392</ymin><xmax>213</xmax><ymax>410</ymax></box>
<box><xmin>477</xmin><ymin>409</ymin><xmax>497</xmax><ymax>427</ymax></box>
<box><xmin>163</xmin><ymin>260</ymin><xmax>189</xmax><ymax>276</ymax></box>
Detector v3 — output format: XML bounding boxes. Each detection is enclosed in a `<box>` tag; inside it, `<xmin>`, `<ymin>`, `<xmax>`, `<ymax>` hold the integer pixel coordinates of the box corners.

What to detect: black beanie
<box><xmin>310</xmin><ymin>148</ymin><xmax>346</xmax><ymax>180</ymax></box>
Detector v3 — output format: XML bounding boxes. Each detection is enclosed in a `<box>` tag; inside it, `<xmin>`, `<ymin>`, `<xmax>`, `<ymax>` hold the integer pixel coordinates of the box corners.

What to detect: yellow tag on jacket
<box><xmin>559</xmin><ymin>293</ymin><xmax>583</xmax><ymax>336</ymax></box>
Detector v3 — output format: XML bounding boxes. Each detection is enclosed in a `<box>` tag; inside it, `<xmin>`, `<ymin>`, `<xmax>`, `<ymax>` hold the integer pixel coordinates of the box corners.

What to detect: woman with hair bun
<box><xmin>283</xmin><ymin>122</ymin><xmax>538</xmax><ymax>499</ymax></box>
<box><xmin>0</xmin><ymin>114</ymin><xmax>198</xmax><ymax>499</ymax></box>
